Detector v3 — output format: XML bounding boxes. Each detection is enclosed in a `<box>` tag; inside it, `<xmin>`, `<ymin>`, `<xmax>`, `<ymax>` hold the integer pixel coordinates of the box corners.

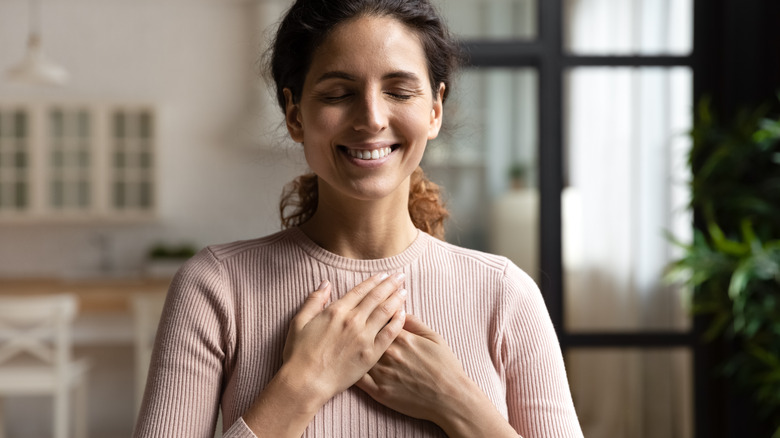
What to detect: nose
<box><xmin>352</xmin><ymin>91</ymin><xmax>388</xmax><ymax>133</ymax></box>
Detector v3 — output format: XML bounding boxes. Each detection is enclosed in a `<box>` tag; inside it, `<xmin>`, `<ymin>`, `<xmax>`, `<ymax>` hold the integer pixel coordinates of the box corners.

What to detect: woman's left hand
<box><xmin>356</xmin><ymin>314</ymin><xmax>520</xmax><ymax>437</ymax></box>
<box><xmin>356</xmin><ymin>314</ymin><xmax>464</xmax><ymax>423</ymax></box>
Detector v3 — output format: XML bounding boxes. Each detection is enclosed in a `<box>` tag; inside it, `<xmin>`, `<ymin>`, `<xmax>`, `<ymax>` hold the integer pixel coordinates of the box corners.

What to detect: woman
<box><xmin>133</xmin><ymin>0</ymin><xmax>583</xmax><ymax>437</ymax></box>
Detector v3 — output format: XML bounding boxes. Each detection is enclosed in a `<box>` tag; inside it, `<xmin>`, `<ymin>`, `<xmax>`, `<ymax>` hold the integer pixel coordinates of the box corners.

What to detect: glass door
<box><xmin>437</xmin><ymin>0</ymin><xmax>697</xmax><ymax>436</ymax></box>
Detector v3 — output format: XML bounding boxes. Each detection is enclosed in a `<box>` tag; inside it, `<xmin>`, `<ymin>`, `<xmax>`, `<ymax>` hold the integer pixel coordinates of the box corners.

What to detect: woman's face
<box><xmin>284</xmin><ymin>15</ymin><xmax>444</xmax><ymax>204</ymax></box>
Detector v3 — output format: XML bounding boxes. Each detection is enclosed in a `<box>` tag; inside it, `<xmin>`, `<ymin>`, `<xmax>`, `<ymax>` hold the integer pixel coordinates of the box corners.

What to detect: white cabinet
<box><xmin>0</xmin><ymin>102</ymin><xmax>157</xmax><ymax>221</ymax></box>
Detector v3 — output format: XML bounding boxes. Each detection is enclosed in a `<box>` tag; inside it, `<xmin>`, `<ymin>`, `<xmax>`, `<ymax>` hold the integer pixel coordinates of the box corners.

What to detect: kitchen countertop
<box><xmin>0</xmin><ymin>277</ymin><xmax>171</xmax><ymax>313</ymax></box>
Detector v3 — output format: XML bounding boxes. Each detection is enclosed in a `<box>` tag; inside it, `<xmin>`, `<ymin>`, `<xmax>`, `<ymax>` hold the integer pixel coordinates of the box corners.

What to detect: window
<box><xmin>0</xmin><ymin>108</ymin><xmax>30</xmax><ymax>211</ymax></box>
<box><xmin>437</xmin><ymin>0</ymin><xmax>696</xmax><ymax>436</ymax></box>
<box><xmin>425</xmin><ymin>69</ymin><xmax>538</xmax><ymax>253</ymax></box>
<box><xmin>443</xmin><ymin>0</ymin><xmax>537</xmax><ymax>40</ymax></box>
<box><xmin>0</xmin><ymin>102</ymin><xmax>157</xmax><ymax>221</ymax></box>
<box><xmin>111</xmin><ymin>108</ymin><xmax>156</xmax><ymax>211</ymax></box>
<box><xmin>49</xmin><ymin>107</ymin><xmax>93</xmax><ymax>211</ymax></box>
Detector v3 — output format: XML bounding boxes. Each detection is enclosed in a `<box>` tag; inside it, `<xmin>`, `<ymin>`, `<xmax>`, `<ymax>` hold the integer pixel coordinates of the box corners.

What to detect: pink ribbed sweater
<box><xmin>133</xmin><ymin>227</ymin><xmax>582</xmax><ymax>438</ymax></box>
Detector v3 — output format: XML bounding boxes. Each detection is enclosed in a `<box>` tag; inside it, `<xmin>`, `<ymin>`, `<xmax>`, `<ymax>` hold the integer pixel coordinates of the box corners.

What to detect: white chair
<box><xmin>0</xmin><ymin>294</ymin><xmax>89</xmax><ymax>438</ymax></box>
<box><xmin>130</xmin><ymin>292</ymin><xmax>166</xmax><ymax>416</ymax></box>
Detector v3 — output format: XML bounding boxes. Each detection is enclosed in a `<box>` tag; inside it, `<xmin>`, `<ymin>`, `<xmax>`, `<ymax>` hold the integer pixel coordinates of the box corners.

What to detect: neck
<box><xmin>298</xmin><ymin>180</ymin><xmax>419</xmax><ymax>260</ymax></box>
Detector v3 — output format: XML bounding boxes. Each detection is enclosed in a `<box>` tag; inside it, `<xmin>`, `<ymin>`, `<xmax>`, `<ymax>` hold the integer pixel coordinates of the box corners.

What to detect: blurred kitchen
<box><xmin>1</xmin><ymin>0</ymin><xmax>778</xmax><ymax>437</ymax></box>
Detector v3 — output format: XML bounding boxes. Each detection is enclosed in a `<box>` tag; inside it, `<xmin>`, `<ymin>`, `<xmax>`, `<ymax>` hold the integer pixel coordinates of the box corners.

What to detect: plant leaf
<box><xmin>708</xmin><ymin>220</ymin><xmax>748</xmax><ymax>256</ymax></box>
<box><xmin>729</xmin><ymin>259</ymin><xmax>755</xmax><ymax>301</ymax></box>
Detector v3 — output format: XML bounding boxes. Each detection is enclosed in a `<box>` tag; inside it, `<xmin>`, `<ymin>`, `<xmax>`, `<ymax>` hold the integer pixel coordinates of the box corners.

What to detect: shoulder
<box><xmin>204</xmin><ymin>228</ymin><xmax>295</xmax><ymax>263</ymax></box>
<box><xmin>169</xmin><ymin>229</ymin><xmax>297</xmax><ymax>293</ymax></box>
<box><xmin>424</xmin><ymin>235</ymin><xmax>509</xmax><ymax>272</ymax></box>
<box><xmin>424</xmin><ymin>235</ymin><xmax>536</xmax><ymax>289</ymax></box>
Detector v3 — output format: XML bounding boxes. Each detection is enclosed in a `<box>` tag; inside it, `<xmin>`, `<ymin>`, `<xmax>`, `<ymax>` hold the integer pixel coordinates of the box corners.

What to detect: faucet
<box><xmin>93</xmin><ymin>232</ymin><xmax>114</xmax><ymax>274</ymax></box>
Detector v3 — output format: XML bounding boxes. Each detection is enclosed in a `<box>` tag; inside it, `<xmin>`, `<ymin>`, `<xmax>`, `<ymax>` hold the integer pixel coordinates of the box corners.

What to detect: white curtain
<box><xmin>565</xmin><ymin>66</ymin><xmax>693</xmax><ymax>438</ymax></box>
<box><xmin>564</xmin><ymin>1</ymin><xmax>694</xmax><ymax>436</ymax></box>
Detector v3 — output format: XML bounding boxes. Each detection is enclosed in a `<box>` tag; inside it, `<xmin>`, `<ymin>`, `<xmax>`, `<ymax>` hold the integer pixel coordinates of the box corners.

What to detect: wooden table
<box><xmin>0</xmin><ymin>277</ymin><xmax>172</xmax><ymax>344</ymax></box>
<box><xmin>0</xmin><ymin>277</ymin><xmax>171</xmax><ymax>312</ymax></box>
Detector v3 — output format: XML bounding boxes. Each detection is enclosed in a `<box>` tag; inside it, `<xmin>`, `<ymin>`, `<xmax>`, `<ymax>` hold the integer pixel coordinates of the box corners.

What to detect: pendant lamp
<box><xmin>5</xmin><ymin>0</ymin><xmax>69</xmax><ymax>86</ymax></box>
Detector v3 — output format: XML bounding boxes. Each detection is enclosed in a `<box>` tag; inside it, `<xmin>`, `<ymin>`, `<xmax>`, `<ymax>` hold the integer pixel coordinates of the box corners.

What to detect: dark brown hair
<box><xmin>269</xmin><ymin>0</ymin><xmax>461</xmax><ymax>239</ymax></box>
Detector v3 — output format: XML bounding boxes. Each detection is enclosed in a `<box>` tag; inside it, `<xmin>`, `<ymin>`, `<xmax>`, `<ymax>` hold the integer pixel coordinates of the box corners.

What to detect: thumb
<box><xmin>284</xmin><ymin>281</ymin><xmax>330</xmax><ymax>363</ymax></box>
<box><xmin>402</xmin><ymin>313</ymin><xmax>440</xmax><ymax>342</ymax></box>
<box><xmin>292</xmin><ymin>280</ymin><xmax>331</xmax><ymax>330</ymax></box>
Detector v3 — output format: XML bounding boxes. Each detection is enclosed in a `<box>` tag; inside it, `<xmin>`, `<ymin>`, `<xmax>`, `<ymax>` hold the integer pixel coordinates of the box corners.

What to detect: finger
<box><xmin>365</xmin><ymin>288</ymin><xmax>407</xmax><ymax>332</ymax></box>
<box><xmin>374</xmin><ymin>308</ymin><xmax>406</xmax><ymax>350</ymax></box>
<box><xmin>402</xmin><ymin>313</ymin><xmax>443</xmax><ymax>343</ymax></box>
<box><xmin>352</xmin><ymin>272</ymin><xmax>405</xmax><ymax>317</ymax></box>
<box><xmin>336</xmin><ymin>273</ymin><xmax>392</xmax><ymax>309</ymax></box>
<box><xmin>290</xmin><ymin>280</ymin><xmax>331</xmax><ymax>331</ymax></box>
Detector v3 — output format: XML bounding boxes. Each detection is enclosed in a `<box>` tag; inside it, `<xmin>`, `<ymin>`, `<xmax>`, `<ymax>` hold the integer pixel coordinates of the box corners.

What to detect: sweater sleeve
<box><xmin>133</xmin><ymin>247</ymin><xmax>244</xmax><ymax>438</ymax></box>
<box><xmin>499</xmin><ymin>262</ymin><xmax>583</xmax><ymax>438</ymax></box>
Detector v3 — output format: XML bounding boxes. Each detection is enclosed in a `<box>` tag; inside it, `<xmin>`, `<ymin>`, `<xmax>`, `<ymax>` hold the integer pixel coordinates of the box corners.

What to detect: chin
<box><xmin>344</xmin><ymin>179</ymin><xmax>408</xmax><ymax>202</ymax></box>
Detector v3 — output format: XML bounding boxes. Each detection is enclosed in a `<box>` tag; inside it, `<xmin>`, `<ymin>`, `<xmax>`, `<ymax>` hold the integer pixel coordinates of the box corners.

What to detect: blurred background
<box><xmin>0</xmin><ymin>0</ymin><xmax>778</xmax><ymax>437</ymax></box>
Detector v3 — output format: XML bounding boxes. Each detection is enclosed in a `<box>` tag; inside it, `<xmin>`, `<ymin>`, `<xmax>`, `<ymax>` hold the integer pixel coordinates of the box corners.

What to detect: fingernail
<box><xmin>399</xmin><ymin>288</ymin><xmax>408</xmax><ymax>297</ymax></box>
<box><xmin>400</xmin><ymin>309</ymin><xmax>406</xmax><ymax>318</ymax></box>
<box><xmin>393</xmin><ymin>272</ymin><xmax>406</xmax><ymax>282</ymax></box>
<box><xmin>317</xmin><ymin>280</ymin><xmax>329</xmax><ymax>291</ymax></box>
<box><xmin>379</xmin><ymin>273</ymin><xmax>389</xmax><ymax>281</ymax></box>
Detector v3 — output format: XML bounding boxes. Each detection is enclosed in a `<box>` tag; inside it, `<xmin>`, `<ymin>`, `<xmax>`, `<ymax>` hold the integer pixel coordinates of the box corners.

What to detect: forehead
<box><xmin>306</xmin><ymin>15</ymin><xmax>429</xmax><ymax>81</ymax></box>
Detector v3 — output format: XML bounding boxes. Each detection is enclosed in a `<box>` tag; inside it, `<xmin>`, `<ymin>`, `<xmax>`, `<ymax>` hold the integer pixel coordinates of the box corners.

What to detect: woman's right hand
<box><xmin>242</xmin><ymin>273</ymin><xmax>407</xmax><ymax>437</ymax></box>
<box><xmin>281</xmin><ymin>273</ymin><xmax>408</xmax><ymax>399</ymax></box>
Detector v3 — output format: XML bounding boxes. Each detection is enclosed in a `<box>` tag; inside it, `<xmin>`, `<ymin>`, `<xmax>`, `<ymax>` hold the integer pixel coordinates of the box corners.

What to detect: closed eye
<box><xmin>321</xmin><ymin>94</ymin><xmax>352</xmax><ymax>103</ymax></box>
<box><xmin>386</xmin><ymin>92</ymin><xmax>412</xmax><ymax>100</ymax></box>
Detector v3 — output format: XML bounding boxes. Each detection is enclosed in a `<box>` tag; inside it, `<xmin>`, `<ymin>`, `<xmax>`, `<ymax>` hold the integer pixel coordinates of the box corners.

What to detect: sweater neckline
<box><xmin>286</xmin><ymin>226</ymin><xmax>431</xmax><ymax>272</ymax></box>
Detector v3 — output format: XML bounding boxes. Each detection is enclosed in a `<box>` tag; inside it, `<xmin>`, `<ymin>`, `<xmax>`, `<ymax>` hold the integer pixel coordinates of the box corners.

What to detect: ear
<box><xmin>427</xmin><ymin>83</ymin><xmax>445</xmax><ymax>140</ymax></box>
<box><xmin>284</xmin><ymin>88</ymin><xmax>304</xmax><ymax>143</ymax></box>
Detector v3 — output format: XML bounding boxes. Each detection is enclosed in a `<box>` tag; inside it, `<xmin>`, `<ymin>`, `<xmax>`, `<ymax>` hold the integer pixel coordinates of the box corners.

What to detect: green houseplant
<box><xmin>508</xmin><ymin>161</ymin><xmax>529</xmax><ymax>190</ymax></box>
<box><xmin>145</xmin><ymin>243</ymin><xmax>197</xmax><ymax>278</ymax></box>
<box><xmin>667</xmin><ymin>97</ymin><xmax>780</xmax><ymax>436</ymax></box>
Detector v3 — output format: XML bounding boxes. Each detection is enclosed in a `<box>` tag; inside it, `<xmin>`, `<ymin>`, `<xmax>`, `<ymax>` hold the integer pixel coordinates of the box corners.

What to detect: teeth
<box><xmin>347</xmin><ymin>147</ymin><xmax>392</xmax><ymax>160</ymax></box>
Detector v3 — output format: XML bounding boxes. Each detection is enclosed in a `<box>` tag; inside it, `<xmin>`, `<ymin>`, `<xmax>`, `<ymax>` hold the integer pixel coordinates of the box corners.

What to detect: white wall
<box><xmin>1</xmin><ymin>1</ymin><xmax>300</xmax><ymax>436</ymax></box>
<box><xmin>0</xmin><ymin>0</ymin><xmax>305</xmax><ymax>277</ymax></box>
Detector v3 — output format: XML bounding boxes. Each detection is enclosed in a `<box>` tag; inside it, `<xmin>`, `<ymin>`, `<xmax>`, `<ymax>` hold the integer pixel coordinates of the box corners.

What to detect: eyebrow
<box><xmin>314</xmin><ymin>70</ymin><xmax>423</xmax><ymax>84</ymax></box>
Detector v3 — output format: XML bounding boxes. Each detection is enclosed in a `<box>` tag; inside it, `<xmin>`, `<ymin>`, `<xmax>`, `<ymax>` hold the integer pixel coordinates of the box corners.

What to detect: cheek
<box><xmin>301</xmin><ymin>107</ymin><xmax>342</xmax><ymax>138</ymax></box>
<box><xmin>397</xmin><ymin>110</ymin><xmax>433</xmax><ymax>142</ymax></box>
<box><xmin>396</xmin><ymin>114</ymin><xmax>429</xmax><ymax>162</ymax></box>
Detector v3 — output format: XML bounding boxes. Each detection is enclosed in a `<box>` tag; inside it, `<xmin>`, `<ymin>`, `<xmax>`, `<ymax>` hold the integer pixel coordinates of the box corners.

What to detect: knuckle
<box><xmin>325</xmin><ymin>304</ymin><xmax>346</xmax><ymax>320</ymax></box>
<box><xmin>380</xmin><ymin>301</ymin><xmax>396</xmax><ymax>316</ymax></box>
<box><xmin>358</xmin><ymin>347</ymin><xmax>375</xmax><ymax>364</ymax></box>
<box><xmin>341</xmin><ymin>314</ymin><xmax>361</xmax><ymax>331</ymax></box>
<box><xmin>352</xmin><ymin>286</ymin><xmax>369</xmax><ymax>298</ymax></box>
<box><xmin>365</xmin><ymin>288</ymin><xmax>386</xmax><ymax>304</ymax></box>
<box><xmin>383</xmin><ymin>346</ymin><xmax>403</xmax><ymax>363</ymax></box>
<box><xmin>374</xmin><ymin>328</ymin><xmax>394</xmax><ymax>346</ymax></box>
<box><xmin>390</xmin><ymin>332</ymin><xmax>412</xmax><ymax>349</ymax></box>
<box><xmin>352</xmin><ymin>280</ymin><xmax>375</xmax><ymax>297</ymax></box>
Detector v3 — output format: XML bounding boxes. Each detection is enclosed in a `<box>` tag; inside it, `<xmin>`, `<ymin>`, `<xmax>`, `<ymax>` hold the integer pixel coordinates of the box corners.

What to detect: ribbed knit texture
<box><xmin>133</xmin><ymin>228</ymin><xmax>583</xmax><ymax>438</ymax></box>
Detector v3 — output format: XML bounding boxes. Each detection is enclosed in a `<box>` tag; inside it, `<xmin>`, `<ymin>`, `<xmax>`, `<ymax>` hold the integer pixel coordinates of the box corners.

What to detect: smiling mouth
<box><xmin>339</xmin><ymin>145</ymin><xmax>399</xmax><ymax>160</ymax></box>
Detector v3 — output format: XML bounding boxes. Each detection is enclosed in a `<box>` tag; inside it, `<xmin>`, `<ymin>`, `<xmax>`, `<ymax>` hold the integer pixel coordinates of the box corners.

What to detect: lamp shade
<box><xmin>5</xmin><ymin>34</ymin><xmax>69</xmax><ymax>86</ymax></box>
